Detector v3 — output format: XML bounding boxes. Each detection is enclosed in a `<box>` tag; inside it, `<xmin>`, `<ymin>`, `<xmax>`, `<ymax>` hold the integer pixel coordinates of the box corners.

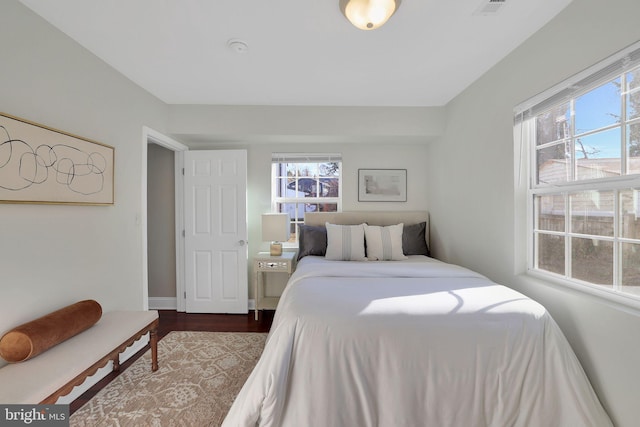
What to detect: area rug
<box><xmin>70</xmin><ymin>331</ymin><xmax>267</xmax><ymax>427</ymax></box>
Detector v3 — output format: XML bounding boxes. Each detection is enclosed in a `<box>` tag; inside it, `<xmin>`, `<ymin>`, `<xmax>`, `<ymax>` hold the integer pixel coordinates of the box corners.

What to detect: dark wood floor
<box><xmin>70</xmin><ymin>309</ymin><xmax>275</xmax><ymax>414</ymax></box>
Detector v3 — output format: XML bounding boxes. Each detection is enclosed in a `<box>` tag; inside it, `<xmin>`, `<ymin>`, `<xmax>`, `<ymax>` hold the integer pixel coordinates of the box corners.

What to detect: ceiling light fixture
<box><xmin>339</xmin><ymin>0</ymin><xmax>401</xmax><ymax>31</ymax></box>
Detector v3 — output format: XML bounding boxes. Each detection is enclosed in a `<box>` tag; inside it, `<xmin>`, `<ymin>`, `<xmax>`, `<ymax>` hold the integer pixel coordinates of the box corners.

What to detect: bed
<box><xmin>223</xmin><ymin>211</ymin><xmax>612</xmax><ymax>427</ymax></box>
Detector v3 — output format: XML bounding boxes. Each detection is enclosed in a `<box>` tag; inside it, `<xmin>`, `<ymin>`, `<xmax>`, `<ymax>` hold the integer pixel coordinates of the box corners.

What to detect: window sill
<box><xmin>525</xmin><ymin>269</ymin><xmax>640</xmax><ymax>315</ymax></box>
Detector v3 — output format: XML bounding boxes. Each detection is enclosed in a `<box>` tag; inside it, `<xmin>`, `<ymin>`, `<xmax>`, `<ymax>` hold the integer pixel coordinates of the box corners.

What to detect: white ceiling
<box><xmin>19</xmin><ymin>0</ymin><xmax>572</xmax><ymax>107</ymax></box>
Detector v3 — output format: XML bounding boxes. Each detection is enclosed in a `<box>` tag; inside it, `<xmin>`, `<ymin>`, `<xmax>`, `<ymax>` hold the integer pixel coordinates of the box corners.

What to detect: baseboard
<box><xmin>149</xmin><ymin>297</ymin><xmax>254</xmax><ymax>311</ymax></box>
<box><xmin>149</xmin><ymin>297</ymin><xmax>177</xmax><ymax>310</ymax></box>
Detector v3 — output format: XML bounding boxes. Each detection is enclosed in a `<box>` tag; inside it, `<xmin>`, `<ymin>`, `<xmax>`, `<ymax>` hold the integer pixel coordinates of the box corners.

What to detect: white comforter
<box><xmin>223</xmin><ymin>256</ymin><xmax>612</xmax><ymax>427</ymax></box>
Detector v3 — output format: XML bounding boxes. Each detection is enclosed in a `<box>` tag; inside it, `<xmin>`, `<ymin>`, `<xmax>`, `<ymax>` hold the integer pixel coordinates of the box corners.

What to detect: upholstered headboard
<box><xmin>304</xmin><ymin>211</ymin><xmax>429</xmax><ymax>249</ymax></box>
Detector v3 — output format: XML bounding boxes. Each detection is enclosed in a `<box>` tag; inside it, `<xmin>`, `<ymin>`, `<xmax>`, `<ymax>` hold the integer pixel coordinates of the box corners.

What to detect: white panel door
<box><xmin>184</xmin><ymin>150</ymin><xmax>248</xmax><ymax>313</ymax></box>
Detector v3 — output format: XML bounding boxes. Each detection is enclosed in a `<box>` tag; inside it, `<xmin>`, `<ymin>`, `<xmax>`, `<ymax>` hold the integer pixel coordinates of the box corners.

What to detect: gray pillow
<box><xmin>297</xmin><ymin>224</ymin><xmax>327</xmax><ymax>260</ymax></box>
<box><xmin>402</xmin><ymin>222</ymin><xmax>430</xmax><ymax>256</ymax></box>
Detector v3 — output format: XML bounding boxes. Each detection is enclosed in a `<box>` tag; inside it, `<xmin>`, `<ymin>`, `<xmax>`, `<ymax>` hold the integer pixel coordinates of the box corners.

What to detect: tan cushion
<box><xmin>0</xmin><ymin>310</ymin><xmax>158</xmax><ymax>404</ymax></box>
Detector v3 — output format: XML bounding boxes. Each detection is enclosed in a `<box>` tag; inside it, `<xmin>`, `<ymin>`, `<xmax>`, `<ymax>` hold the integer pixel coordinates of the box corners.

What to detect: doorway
<box><xmin>142</xmin><ymin>127</ymin><xmax>188</xmax><ymax>311</ymax></box>
<box><xmin>142</xmin><ymin>129</ymin><xmax>248</xmax><ymax>313</ymax></box>
<box><xmin>147</xmin><ymin>143</ymin><xmax>177</xmax><ymax>308</ymax></box>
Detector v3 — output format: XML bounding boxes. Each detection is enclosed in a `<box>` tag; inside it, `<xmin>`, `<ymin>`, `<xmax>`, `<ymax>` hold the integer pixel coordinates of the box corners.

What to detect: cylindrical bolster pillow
<box><xmin>0</xmin><ymin>300</ymin><xmax>102</xmax><ymax>363</ymax></box>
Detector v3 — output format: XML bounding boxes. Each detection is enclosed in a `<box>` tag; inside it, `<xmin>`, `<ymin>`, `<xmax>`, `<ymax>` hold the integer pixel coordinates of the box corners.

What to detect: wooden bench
<box><xmin>0</xmin><ymin>310</ymin><xmax>159</xmax><ymax>404</ymax></box>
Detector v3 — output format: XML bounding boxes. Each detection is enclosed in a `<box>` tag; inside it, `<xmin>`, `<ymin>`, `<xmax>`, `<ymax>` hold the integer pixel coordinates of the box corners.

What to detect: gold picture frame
<box><xmin>0</xmin><ymin>113</ymin><xmax>114</xmax><ymax>205</ymax></box>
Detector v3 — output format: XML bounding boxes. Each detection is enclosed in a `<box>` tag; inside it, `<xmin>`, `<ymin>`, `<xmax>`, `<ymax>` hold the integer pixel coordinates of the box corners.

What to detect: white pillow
<box><xmin>364</xmin><ymin>223</ymin><xmax>408</xmax><ymax>261</ymax></box>
<box><xmin>325</xmin><ymin>223</ymin><xmax>367</xmax><ymax>261</ymax></box>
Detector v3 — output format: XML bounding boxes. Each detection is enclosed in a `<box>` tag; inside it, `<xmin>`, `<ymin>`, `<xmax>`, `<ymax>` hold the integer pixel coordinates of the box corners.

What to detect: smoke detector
<box><xmin>473</xmin><ymin>0</ymin><xmax>507</xmax><ymax>16</ymax></box>
<box><xmin>227</xmin><ymin>39</ymin><xmax>248</xmax><ymax>54</ymax></box>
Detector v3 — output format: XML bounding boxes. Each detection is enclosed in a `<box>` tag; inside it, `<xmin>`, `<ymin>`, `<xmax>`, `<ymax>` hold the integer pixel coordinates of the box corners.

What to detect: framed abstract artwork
<box><xmin>0</xmin><ymin>113</ymin><xmax>114</xmax><ymax>205</ymax></box>
<box><xmin>358</xmin><ymin>169</ymin><xmax>407</xmax><ymax>202</ymax></box>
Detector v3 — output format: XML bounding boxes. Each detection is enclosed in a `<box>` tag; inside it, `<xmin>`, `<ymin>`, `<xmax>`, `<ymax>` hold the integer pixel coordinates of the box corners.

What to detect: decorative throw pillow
<box><xmin>402</xmin><ymin>222</ymin><xmax>430</xmax><ymax>256</ymax></box>
<box><xmin>0</xmin><ymin>300</ymin><xmax>102</xmax><ymax>363</ymax></box>
<box><xmin>364</xmin><ymin>223</ymin><xmax>408</xmax><ymax>261</ymax></box>
<box><xmin>297</xmin><ymin>224</ymin><xmax>327</xmax><ymax>261</ymax></box>
<box><xmin>325</xmin><ymin>223</ymin><xmax>367</xmax><ymax>261</ymax></box>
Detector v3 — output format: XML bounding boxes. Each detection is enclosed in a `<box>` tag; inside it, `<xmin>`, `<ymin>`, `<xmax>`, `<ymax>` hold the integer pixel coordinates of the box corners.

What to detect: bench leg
<box><xmin>150</xmin><ymin>328</ymin><xmax>158</xmax><ymax>371</ymax></box>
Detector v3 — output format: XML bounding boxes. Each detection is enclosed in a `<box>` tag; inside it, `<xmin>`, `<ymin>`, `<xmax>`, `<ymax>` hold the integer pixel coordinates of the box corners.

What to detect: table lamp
<box><xmin>261</xmin><ymin>213</ymin><xmax>290</xmax><ymax>256</ymax></box>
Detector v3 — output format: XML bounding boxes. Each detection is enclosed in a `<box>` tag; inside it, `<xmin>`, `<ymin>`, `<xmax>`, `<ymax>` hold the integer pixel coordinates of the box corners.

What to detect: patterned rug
<box><xmin>70</xmin><ymin>331</ymin><xmax>267</xmax><ymax>427</ymax></box>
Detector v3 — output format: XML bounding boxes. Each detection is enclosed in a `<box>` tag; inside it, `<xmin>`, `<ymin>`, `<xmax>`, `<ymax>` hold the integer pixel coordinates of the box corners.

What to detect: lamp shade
<box><xmin>261</xmin><ymin>213</ymin><xmax>290</xmax><ymax>243</ymax></box>
<box><xmin>340</xmin><ymin>0</ymin><xmax>400</xmax><ymax>31</ymax></box>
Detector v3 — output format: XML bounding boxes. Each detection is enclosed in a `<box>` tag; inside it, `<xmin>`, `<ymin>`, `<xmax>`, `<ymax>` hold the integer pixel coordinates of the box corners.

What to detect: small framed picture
<box><xmin>358</xmin><ymin>169</ymin><xmax>407</xmax><ymax>202</ymax></box>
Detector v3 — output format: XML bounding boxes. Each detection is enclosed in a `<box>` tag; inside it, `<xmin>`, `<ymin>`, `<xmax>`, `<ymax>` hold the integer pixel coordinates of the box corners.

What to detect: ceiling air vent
<box><xmin>473</xmin><ymin>0</ymin><xmax>507</xmax><ymax>16</ymax></box>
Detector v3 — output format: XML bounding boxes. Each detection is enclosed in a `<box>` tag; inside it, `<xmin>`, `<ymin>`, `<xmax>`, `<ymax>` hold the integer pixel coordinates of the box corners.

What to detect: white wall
<box><xmin>175</xmin><ymin>141</ymin><xmax>431</xmax><ymax>299</ymax></box>
<box><xmin>0</xmin><ymin>1</ymin><xmax>167</xmax><ymax>367</ymax></box>
<box><xmin>427</xmin><ymin>0</ymin><xmax>640</xmax><ymax>425</ymax></box>
<box><xmin>4</xmin><ymin>1</ymin><xmax>637</xmax><ymax>423</ymax></box>
<box><xmin>168</xmin><ymin>105</ymin><xmax>445</xmax><ymax>146</ymax></box>
<box><xmin>168</xmin><ymin>104</ymin><xmax>439</xmax><ymax>296</ymax></box>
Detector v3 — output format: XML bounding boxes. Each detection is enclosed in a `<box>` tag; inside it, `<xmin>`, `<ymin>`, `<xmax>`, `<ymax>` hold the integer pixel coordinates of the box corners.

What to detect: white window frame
<box><xmin>271</xmin><ymin>153</ymin><xmax>342</xmax><ymax>246</ymax></box>
<box><xmin>515</xmin><ymin>40</ymin><xmax>640</xmax><ymax>309</ymax></box>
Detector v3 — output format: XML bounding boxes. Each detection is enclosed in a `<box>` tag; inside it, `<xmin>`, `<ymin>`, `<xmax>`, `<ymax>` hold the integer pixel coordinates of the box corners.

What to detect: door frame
<box><xmin>141</xmin><ymin>127</ymin><xmax>189</xmax><ymax>312</ymax></box>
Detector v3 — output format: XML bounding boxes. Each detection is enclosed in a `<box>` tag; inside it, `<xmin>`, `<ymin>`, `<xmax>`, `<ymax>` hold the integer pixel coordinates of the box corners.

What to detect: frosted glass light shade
<box><xmin>340</xmin><ymin>0</ymin><xmax>400</xmax><ymax>30</ymax></box>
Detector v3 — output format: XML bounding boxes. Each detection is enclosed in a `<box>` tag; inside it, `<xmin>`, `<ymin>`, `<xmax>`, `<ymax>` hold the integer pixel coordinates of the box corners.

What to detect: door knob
<box><xmin>238</xmin><ymin>240</ymin><xmax>247</xmax><ymax>246</ymax></box>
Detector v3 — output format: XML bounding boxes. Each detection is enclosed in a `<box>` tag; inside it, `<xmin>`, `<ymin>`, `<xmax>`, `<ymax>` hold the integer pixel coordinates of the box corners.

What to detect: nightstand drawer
<box><xmin>256</xmin><ymin>260</ymin><xmax>290</xmax><ymax>271</ymax></box>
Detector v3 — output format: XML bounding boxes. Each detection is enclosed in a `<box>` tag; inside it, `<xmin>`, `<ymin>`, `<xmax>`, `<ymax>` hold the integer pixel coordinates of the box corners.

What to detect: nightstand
<box><xmin>254</xmin><ymin>251</ymin><xmax>296</xmax><ymax>320</ymax></box>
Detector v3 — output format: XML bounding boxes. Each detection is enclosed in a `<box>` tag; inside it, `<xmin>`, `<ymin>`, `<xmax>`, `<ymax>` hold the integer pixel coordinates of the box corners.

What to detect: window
<box><xmin>271</xmin><ymin>153</ymin><xmax>342</xmax><ymax>243</ymax></box>
<box><xmin>516</xmin><ymin>42</ymin><xmax>640</xmax><ymax>302</ymax></box>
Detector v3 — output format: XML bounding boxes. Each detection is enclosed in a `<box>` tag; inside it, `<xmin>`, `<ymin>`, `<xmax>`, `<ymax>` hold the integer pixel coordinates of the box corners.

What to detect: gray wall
<box><xmin>147</xmin><ymin>144</ymin><xmax>176</xmax><ymax>298</ymax></box>
<box><xmin>427</xmin><ymin>0</ymin><xmax>640</xmax><ymax>425</ymax></box>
